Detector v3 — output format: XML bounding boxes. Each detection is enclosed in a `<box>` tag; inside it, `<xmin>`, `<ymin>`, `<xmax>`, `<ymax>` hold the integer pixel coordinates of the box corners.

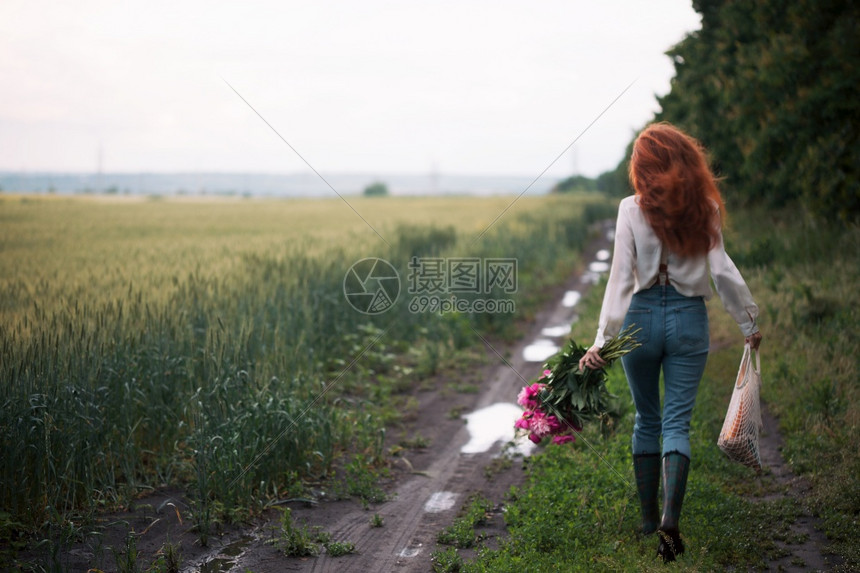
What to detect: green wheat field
<box><xmin>0</xmin><ymin>193</ymin><xmax>613</xmax><ymax>537</ymax></box>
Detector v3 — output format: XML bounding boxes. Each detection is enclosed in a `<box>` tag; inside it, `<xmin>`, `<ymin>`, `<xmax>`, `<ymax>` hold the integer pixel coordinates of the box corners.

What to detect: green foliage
<box><xmin>431</xmin><ymin>546</ymin><xmax>464</xmax><ymax>572</ymax></box>
<box><xmin>724</xmin><ymin>208</ymin><xmax>859</xmax><ymax>567</ymax></box>
<box><xmin>111</xmin><ymin>530</ymin><xmax>142</xmax><ymax>573</ymax></box>
<box><xmin>436</xmin><ymin>494</ymin><xmax>494</xmax><ymax>549</ymax></box>
<box><xmin>656</xmin><ymin>0</ymin><xmax>859</xmax><ymax>220</ymax></box>
<box><xmin>341</xmin><ymin>455</ymin><xmax>389</xmax><ymax>506</ymax></box>
<box><xmin>551</xmin><ymin>174</ymin><xmax>596</xmax><ymax>194</ymax></box>
<box><xmin>146</xmin><ymin>540</ymin><xmax>181</xmax><ymax>573</ymax></box>
<box><xmin>595</xmin><ymin>153</ymin><xmax>632</xmax><ymax>199</ymax></box>
<box><xmin>266</xmin><ymin>507</ymin><xmax>327</xmax><ymax>557</ymax></box>
<box><xmin>537</xmin><ymin>326</ymin><xmax>640</xmax><ymax>430</ymax></box>
<box><xmin>391</xmin><ymin>223</ymin><xmax>457</xmax><ymax>261</ymax></box>
<box><xmin>325</xmin><ymin>540</ymin><xmax>356</xmax><ymax>557</ymax></box>
<box><xmin>267</xmin><ymin>506</ymin><xmax>355</xmax><ymax>558</ymax></box>
<box><xmin>399</xmin><ymin>433</ymin><xmax>431</xmax><ymax>450</ymax></box>
<box><xmin>362</xmin><ymin>181</ymin><xmax>389</xmax><ymax>197</ymax></box>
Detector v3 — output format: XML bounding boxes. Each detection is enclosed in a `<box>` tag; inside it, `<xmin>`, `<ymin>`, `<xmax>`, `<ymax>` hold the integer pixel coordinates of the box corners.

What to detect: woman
<box><xmin>579</xmin><ymin>123</ymin><xmax>762</xmax><ymax>562</ymax></box>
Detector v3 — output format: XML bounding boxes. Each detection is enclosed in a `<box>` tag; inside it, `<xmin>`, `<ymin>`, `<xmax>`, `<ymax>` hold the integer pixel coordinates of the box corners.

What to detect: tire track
<box><xmin>757</xmin><ymin>404</ymin><xmax>838</xmax><ymax>572</ymax></box>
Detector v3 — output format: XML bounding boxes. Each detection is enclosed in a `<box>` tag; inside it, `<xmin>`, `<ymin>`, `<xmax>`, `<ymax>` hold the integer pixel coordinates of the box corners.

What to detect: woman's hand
<box><xmin>579</xmin><ymin>345</ymin><xmax>607</xmax><ymax>371</ymax></box>
<box><xmin>745</xmin><ymin>331</ymin><xmax>762</xmax><ymax>351</ymax></box>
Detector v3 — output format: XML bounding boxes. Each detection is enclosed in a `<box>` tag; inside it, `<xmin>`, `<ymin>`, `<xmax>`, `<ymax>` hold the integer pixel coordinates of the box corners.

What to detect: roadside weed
<box><xmin>265</xmin><ymin>507</ymin><xmax>326</xmax><ymax>557</ymax></box>
<box><xmin>436</xmin><ymin>494</ymin><xmax>494</xmax><ymax>549</ymax></box>
<box><xmin>431</xmin><ymin>546</ymin><xmax>464</xmax><ymax>573</ymax></box>
<box><xmin>324</xmin><ymin>540</ymin><xmax>356</xmax><ymax>557</ymax></box>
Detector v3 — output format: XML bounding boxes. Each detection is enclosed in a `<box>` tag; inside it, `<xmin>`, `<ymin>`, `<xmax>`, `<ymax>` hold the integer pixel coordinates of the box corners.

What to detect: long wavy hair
<box><xmin>629</xmin><ymin>122</ymin><xmax>725</xmax><ymax>258</ymax></box>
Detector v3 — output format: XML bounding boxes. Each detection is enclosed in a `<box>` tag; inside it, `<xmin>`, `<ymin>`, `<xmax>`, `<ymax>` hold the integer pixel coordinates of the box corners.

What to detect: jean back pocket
<box><xmin>674</xmin><ymin>307</ymin><xmax>709</xmax><ymax>350</ymax></box>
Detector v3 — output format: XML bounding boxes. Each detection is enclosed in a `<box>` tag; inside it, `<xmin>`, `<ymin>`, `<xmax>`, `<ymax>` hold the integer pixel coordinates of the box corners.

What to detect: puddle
<box><xmin>541</xmin><ymin>325</ymin><xmax>571</xmax><ymax>337</ymax></box>
<box><xmin>196</xmin><ymin>535</ymin><xmax>255</xmax><ymax>573</ymax></box>
<box><xmin>199</xmin><ymin>558</ymin><xmax>233</xmax><ymax>573</ymax></box>
<box><xmin>522</xmin><ymin>339</ymin><xmax>559</xmax><ymax>363</ymax></box>
<box><xmin>596</xmin><ymin>249</ymin><xmax>611</xmax><ymax>261</ymax></box>
<box><xmin>581</xmin><ymin>271</ymin><xmax>601</xmax><ymax>284</ymax></box>
<box><xmin>424</xmin><ymin>491</ymin><xmax>458</xmax><ymax>513</ymax></box>
<box><xmin>398</xmin><ymin>545</ymin><xmax>422</xmax><ymax>557</ymax></box>
<box><xmin>561</xmin><ymin>290</ymin><xmax>581</xmax><ymax>308</ymax></box>
<box><xmin>397</xmin><ymin>543</ymin><xmax>424</xmax><ymax>557</ymax></box>
<box><xmin>461</xmin><ymin>402</ymin><xmax>535</xmax><ymax>456</ymax></box>
<box><xmin>588</xmin><ymin>261</ymin><xmax>610</xmax><ymax>273</ymax></box>
<box><xmin>221</xmin><ymin>537</ymin><xmax>252</xmax><ymax>557</ymax></box>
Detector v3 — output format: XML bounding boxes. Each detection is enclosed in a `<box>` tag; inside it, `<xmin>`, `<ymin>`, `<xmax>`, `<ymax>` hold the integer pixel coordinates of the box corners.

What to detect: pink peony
<box><xmin>516</xmin><ymin>383</ymin><xmax>544</xmax><ymax>410</ymax></box>
<box><xmin>528</xmin><ymin>411</ymin><xmax>551</xmax><ymax>437</ymax></box>
<box><xmin>515</xmin><ymin>380</ymin><xmax>582</xmax><ymax>447</ymax></box>
<box><xmin>516</xmin><ymin>388</ymin><xmax>536</xmax><ymax>410</ymax></box>
<box><xmin>547</xmin><ymin>415</ymin><xmax>564</xmax><ymax>433</ymax></box>
<box><xmin>514</xmin><ymin>415</ymin><xmax>532</xmax><ymax>430</ymax></box>
<box><xmin>541</xmin><ymin>369</ymin><xmax>552</xmax><ymax>378</ymax></box>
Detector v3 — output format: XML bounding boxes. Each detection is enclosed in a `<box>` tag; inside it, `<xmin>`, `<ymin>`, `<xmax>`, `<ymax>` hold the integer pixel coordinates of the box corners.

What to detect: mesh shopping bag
<box><xmin>718</xmin><ymin>344</ymin><xmax>763</xmax><ymax>471</ymax></box>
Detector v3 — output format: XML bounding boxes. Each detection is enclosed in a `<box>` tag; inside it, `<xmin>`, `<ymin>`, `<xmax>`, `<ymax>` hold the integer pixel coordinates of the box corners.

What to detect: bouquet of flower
<box><xmin>515</xmin><ymin>325</ymin><xmax>641</xmax><ymax>445</ymax></box>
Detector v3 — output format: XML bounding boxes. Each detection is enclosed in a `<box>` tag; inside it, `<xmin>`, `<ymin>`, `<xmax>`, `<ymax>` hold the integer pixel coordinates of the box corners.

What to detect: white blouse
<box><xmin>593</xmin><ymin>195</ymin><xmax>759</xmax><ymax>348</ymax></box>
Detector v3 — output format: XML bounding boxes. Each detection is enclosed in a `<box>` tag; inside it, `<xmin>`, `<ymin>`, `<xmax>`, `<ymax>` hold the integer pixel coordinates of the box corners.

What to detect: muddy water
<box><xmin>460</xmin><ymin>402</ymin><xmax>535</xmax><ymax>456</ymax></box>
<box><xmin>193</xmin><ymin>535</ymin><xmax>256</xmax><ymax>573</ymax></box>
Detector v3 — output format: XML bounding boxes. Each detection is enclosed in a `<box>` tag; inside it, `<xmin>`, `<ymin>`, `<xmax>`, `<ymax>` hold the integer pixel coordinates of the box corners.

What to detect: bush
<box><xmin>362</xmin><ymin>181</ymin><xmax>389</xmax><ymax>197</ymax></box>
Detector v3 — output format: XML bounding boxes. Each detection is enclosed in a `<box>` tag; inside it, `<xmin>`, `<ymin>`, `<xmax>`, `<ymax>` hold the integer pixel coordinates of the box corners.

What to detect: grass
<box><xmin>325</xmin><ymin>540</ymin><xmax>357</xmax><ymax>557</ymax></box>
<box><xmin>432</xmin><ymin>546</ymin><xmax>465</xmax><ymax>572</ymax></box>
<box><xmin>436</xmin><ymin>494</ymin><xmax>494</xmax><ymax>549</ymax></box>
<box><xmin>451</xmin><ymin>207</ymin><xmax>859</xmax><ymax>571</ymax></box>
<box><xmin>724</xmin><ymin>208</ymin><xmax>859</xmax><ymax>568</ymax></box>
<box><xmin>0</xmin><ymin>192</ymin><xmax>617</xmax><ymax>568</ymax></box>
<box><xmin>148</xmin><ymin>540</ymin><xmax>181</xmax><ymax>573</ymax></box>
<box><xmin>266</xmin><ymin>507</ymin><xmax>329</xmax><ymax>557</ymax></box>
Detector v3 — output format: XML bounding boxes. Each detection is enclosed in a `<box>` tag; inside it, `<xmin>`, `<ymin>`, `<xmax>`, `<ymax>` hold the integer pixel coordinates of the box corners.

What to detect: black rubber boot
<box><xmin>633</xmin><ymin>454</ymin><xmax>661</xmax><ymax>535</ymax></box>
<box><xmin>657</xmin><ymin>452</ymin><xmax>690</xmax><ymax>562</ymax></box>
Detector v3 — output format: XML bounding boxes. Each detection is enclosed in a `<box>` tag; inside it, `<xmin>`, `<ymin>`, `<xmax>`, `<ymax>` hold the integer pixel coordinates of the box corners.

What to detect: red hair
<box><xmin>629</xmin><ymin>123</ymin><xmax>726</xmax><ymax>258</ymax></box>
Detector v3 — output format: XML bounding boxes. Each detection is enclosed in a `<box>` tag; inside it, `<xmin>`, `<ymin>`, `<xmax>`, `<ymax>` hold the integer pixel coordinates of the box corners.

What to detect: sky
<box><xmin>0</xmin><ymin>1</ymin><xmax>701</xmax><ymax>179</ymax></box>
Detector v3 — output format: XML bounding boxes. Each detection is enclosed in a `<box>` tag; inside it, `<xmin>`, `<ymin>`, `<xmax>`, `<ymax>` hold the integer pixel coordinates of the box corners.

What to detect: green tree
<box><xmin>551</xmin><ymin>174</ymin><xmax>597</xmax><ymax>193</ymax></box>
<box><xmin>652</xmin><ymin>0</ymin><xmax>859</xmax><ymax>220</ymax></box>
<box><xmin>363</xmin><ymin>182</ymin><xmax>389</xmax><ymax>197</ymax></box>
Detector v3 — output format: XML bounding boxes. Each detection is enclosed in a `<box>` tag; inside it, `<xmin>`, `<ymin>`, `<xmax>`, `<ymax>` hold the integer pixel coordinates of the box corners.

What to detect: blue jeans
<box><xmin>621</xmin><ymin>284</ymin><xmax>709</xmax><ymax>459</ymax></box>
